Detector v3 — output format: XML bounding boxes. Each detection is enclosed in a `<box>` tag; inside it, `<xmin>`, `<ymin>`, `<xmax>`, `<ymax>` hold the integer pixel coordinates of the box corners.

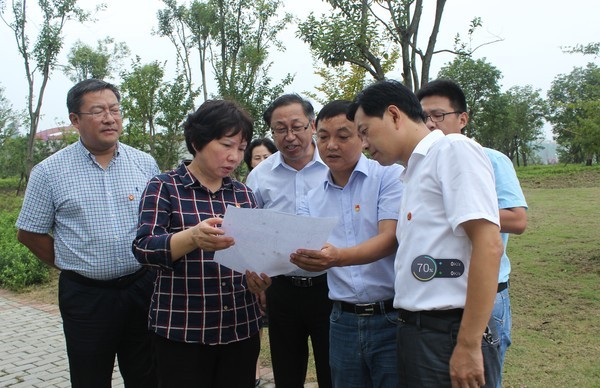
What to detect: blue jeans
<box><xmin>329</xmin><ymin>302</ymin><xmax>398</xmax><ymax>388</ymax></box>
<box><xmin>493</xmin><ymin>287</ymin><xmax>512</xmax><ymax>387</ymax></box>
<box><xmin>397</xmin><ymin>314</ymin><xmax>501</xmax><ymax>387</ymax></box>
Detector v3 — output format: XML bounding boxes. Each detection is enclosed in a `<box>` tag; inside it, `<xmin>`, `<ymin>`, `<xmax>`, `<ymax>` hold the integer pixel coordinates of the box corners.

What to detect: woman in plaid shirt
<box><xmin>133</xmin><ymin>100</ymin><xmax>262</xmax><ymax>388</ymax></box>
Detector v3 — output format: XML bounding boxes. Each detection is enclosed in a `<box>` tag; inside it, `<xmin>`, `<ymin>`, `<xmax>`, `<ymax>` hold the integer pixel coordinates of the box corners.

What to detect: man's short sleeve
<box><xmin>438</xmin><ymin>139</ymin><xmax>500</xmax><ymax>232</ymax></box>
<box><xmin>486</xmin><ymin>149</ymin><xmax>528</xmax><ymax>211</ymax></box>
<box><xmin>377</xmin><ymin>164</ymin><xmax>404</xmax><ymax>222</ymax></box>
<box><xmin>16</xmin><ymin>163</ymin><xmax>55</xmax><ymax>234</ymax></box>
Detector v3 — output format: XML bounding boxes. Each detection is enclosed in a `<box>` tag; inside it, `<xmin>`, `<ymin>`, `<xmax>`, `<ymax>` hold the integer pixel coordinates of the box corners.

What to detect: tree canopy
<box><xmin>63</xmin><ymin>37</ymin><xmax>130</xmax><ymax>82</ymax></box>
<box><xmin>0</xmin><ymin>0</ymin><xmax>99</xmax><ymax>179</ymax></box>
<box><xmin>547</xmin><ymin>63</ymin><xmax>600</xmax><ymax>165</ymax></box>
<box><xmin>437</xmin><ymin>56</ymin><xmax>502</xmax><ymax>138</ymax></box>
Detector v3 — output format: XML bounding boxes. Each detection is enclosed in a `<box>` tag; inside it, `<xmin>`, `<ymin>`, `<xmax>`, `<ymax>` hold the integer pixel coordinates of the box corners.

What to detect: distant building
<box><xmin>35</xmin><ymin>126</ymin><xmax>78</xmax><ymax>141</ymax></box>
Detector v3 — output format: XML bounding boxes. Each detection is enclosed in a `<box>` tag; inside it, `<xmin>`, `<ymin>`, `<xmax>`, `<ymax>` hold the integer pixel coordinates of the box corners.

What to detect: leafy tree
<box><xmin>154</xmin><ymin>74</ymin><xmax>197</xmax><ymax>170</ymax></box>
<box><xmin>0</xmin><ymin>85</ymin><xmax>20</xmax><ymax>142</ymax></box>
<box><xmin>475</xmin><ymin>91</ymin><xmax>512</xmax><ymax>155</ymax></box>
<box><xmin>156</xmin><ymin>0</ymin><xmax>196</xmax><ymax>99</ymax></box>
<box><xmin>63</xmin><ymin>37</ymin><xmax>130</xmax><ymax>82</ymax></box>
<box><xmin>478</xmin><ymin>86</ymin><xmax>546</xmax><ymax>166</ymax></box>
<box><xmin>155</xmin><ymin>0</ymin><xmax>292</xmax><ymax>134</ymax></box>
<box><xmin>561</xmin><ymin>42</ymin><xmax>599</xmax><ymax>58</ymax></box>
<box><xmin>187</xmin><ymin>0</ymin><xmax>217</xmax><ymax>101</ymax></box>
<box><xmin>437</xmin><ymin>56</ymin><xmax>502</xmax><ymax>138</ymax></box>
<box><xmin>298</xmin><ymin>0</ymin><xmax>391</xmax><ymax>81</ymax></box>
<box><xmin>210</xmin><ymin>0</ymin><xmax>294</xmax><ymax>131</ymax></box>
<box><xmin>0</xmin><ymin>0</ymin><xmax>100</xmax><ymax>179</ymax></box>
<box><xmin>0</xmin><ymin>85</ymin><xmax>23</xmax><ymax>180</ymax></box>
<box><xmin>305</xmin><ymin>63</ymin><xmax>369</xmax><ymax>105</ymax></box>
<box><xmin>298</xmin><ymin>0</ymin><xmax>498</xmax><ymax>91</ymax></box>
<box><xmin>156</xmin><ymin>0</ymin><xmax>217</xmax><ymax>102</ymax></box>
<box><xmin>547</xmin><ymin>63</ymin><xmax>600</xmax><ymax>165</ymax></box>
<box><xmin>0</xmin><ymin>136</ymin><xmax>27</xmax><ymax>179</ymax></box>
<box><xmin>503</xmin><ymin>85</ymin><xmax>546</xmax><ymax>166</ymax></box>
<box><xmin>120</xmin><ymin>57</ymin><xmax>165</xmax><ymax>154</ymax></box>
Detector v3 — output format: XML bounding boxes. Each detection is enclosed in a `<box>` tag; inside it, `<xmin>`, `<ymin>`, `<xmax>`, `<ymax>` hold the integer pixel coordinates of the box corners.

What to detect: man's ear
<box><xmin>458</xmin><ymin>111</ymin><xmax>469</xmax><ymax>129</ymax></box>
<box><xmin>309</xmin><ymin>119</ymin><xmax>317</xmax><ymax>134</ymax></box>
<box><xmin>387</xmin><ymin>105</ymin><xmax>404</xmax><ymax>129</ymax></box>
<box><xmin>69</xmin><ymin>112</ymin><xmax>81</xmax><ymax>129</ymax></box>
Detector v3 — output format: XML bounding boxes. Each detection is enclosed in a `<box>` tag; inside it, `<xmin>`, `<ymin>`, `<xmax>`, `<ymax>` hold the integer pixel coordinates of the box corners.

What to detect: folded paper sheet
<box><xmin>214</xmin><ymin>206</ymin><xmax>338</xmax><ymax>276</ymax></box>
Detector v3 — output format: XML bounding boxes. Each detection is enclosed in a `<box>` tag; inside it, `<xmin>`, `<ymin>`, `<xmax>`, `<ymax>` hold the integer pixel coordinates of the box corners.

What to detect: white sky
<box><xmin>1</xmin><ymin>0</ymin><xmax>598</xmax><ymax>139</ymax></box>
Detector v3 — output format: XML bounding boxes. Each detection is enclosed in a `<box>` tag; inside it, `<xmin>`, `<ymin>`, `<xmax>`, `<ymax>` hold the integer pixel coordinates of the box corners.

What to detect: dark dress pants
<box><xmin>397</xmin><ymin>315</ymin><xmax>501</xmax><ymax>387</ymax></box>
<box><xmin>266</xmin><ymin>276</ymin><xmax>333</xmax><ymax>388</ymax></box>
<box><xmin>153</xmin><ymin>332</ymin><xmax>260</xmax><ymax>388</ymax></box>
<box><xmin>58</xmin><ymin>270</ymin><xmax>157</xmax><ymax>388</ymax></box>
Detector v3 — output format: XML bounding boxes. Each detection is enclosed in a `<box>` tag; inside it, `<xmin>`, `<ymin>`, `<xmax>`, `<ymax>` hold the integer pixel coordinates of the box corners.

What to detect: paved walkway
<box><xmin>0</xmin><ymin>289</ymin><xmax>310</xmax><ymax>388</ymax></box>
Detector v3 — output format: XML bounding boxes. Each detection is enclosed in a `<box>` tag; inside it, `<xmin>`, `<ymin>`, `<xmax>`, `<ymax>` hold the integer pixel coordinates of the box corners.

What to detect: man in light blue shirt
<box><xmin>17</xmin><ymin>79</ymin><xmax>159</xmax><ymax>388</ymax></box>
<box><xmin>290</xmin><ymin>100</ymin><xmax>403</xmax><ymax>387</ymax></box>
<box><xmin>417</xmin><ymin>79</ymin><xmax>528</xmax><ymax>386</ymax></box>
<box><xmin>245</xmin><ymin>94</ymin><xmax>332</xmax><ymax>388</ymax></box>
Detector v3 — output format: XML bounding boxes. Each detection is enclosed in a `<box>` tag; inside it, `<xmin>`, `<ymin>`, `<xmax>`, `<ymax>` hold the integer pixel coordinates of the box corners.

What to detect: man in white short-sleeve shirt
<box><xmin>348</xmin><ymin>79</ymin><xmax>504</xmax><ymax>388</ymax></box>
<box><xmin>417</xmin><ymin>79</ymin><xmax>528</xmax><ymax>387</ymax></box>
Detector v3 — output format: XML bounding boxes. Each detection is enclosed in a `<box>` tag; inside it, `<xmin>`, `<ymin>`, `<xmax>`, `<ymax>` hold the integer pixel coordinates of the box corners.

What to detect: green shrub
<box><xmin>0</xmin><ymin>209</ymin><xmax>49</xmax><ymax>291</ymax></box>
<box><xmin>0</xmin><ymin>177</ymin><xmax>20</xmax><ymax>189</ymax></box>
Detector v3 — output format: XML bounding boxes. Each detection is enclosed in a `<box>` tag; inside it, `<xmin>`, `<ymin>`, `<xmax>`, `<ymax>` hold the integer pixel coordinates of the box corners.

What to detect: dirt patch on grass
<box><xmin>17</xmin><ymin>268</ymin><xmax>59</xmax><ymax>305</ymax></box>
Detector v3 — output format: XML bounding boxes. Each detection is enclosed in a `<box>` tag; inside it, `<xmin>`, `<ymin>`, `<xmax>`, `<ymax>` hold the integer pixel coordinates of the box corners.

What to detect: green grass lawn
<box><xmin>3</xmin><ymin>164</ymin><xmax>600</xmax><ymax>386</ymax></box>
<box><xmin>503</xmin><ymin>168</ymin><xmax>600</xmax><ymax>387</ymax></box>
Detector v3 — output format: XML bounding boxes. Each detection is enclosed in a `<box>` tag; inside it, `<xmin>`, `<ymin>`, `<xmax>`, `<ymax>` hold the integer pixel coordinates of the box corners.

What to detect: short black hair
<box><xmin>263</xmin><ymin>94</ymin><xmax>315</xmax><ymax>127</ymax></box>
<box><xmin>184</xmin><ymin>100</ymin><xmax>253</xmax><ymax>156</ymax></box>
<box><xmin>348</xmin><ymin>79</ymin><xmax>425</xmax><ymax>123</ymax></box>
<box><xmin>66</xmin><ymin>79</ymin><xmax>121</xmax><ymax>113</ymax></box>
<box><xmin>244</xmin><ymin>137</ymin><xmax>277</xmax><ymax>171</ymax></box>
<box><xmin>416</xmin><ymin>79</ymin><xmax>467</xmax><ymax>113</ymax></box>
<box><xmin>316</xmin><ymin>100</ymin><xmax>352</xmax><ymax>126</ymax></box>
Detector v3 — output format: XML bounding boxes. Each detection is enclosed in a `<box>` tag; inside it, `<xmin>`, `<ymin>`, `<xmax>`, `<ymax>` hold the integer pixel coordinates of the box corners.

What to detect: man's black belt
<box><xmin>497</xmin><ymin>281</ymin><xmax>509</xmax><ymax>293</ymax></box>
<box><xmin>62</xmin><ymin>267</ymin><xmax>148</xmax><ymax>289</ymax></box>
<box><xmin>339</xmin><ymin>299</ymin><xmax>394</xmax><ymax>316</ymax></box>
<box><xmin>398</xmin><ymin>308</ymin><xmax>464</xmax><ymax>333</ymax></box>
<box><xmin>277</xmin><ymin>273</ymin><xmax>327</xmax><ymax>287</ymax></box>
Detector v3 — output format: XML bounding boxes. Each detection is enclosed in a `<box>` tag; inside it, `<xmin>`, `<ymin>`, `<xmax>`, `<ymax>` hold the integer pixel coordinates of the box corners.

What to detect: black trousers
<box><xmin>397</xmin><ymin>312</ymin><xmax>501</xmax><ymax>387</ymax></box>
<box><xmin>153</xmin><ymin>332</ymin><xmax>260</xmax><ymax>388</ymax></box>
<box><xmin>58</xmin><ymin>270</ymin><xmax>157</xmax><ymax>388</ymax></box>
<box><xmin>266</xmin><ymin>276</ymin><xmax>333</xmax><ymax>388</ymax></box>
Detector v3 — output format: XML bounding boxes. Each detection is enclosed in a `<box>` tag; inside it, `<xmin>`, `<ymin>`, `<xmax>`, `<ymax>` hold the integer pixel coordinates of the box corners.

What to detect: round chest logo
<box><xmin>411</xmin><ymin>255</ymin><xmax>437</xmax><ymax>281</ymax></box>
<box><xmin>411</xmin><ymin>255</ymin><xmax>465</xmax><ymax>282</ymax></box>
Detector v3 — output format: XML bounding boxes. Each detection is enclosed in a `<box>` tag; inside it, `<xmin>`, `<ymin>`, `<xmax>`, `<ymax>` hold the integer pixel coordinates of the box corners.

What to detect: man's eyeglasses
<box><xmin>271</xmin><ymin>122</ymin><xmax>311</xmax><ymax>137</ymax></box>
<box><xmin>76</xmin><ymin>107</ymin><xmax>122</xmax><ymax>120</ymax></box>
<box><xmin>424</xmin><ymin>111</ymin><xmax>462</xmax><ymax>123</ymax></box>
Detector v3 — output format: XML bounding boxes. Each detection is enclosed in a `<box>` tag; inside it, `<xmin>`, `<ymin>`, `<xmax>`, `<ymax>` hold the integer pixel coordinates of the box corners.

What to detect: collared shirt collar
<box><xmin>75</xmin><ymin>139</ymin><xmax>121</xmax><ymax>163</ymax></box>
<box><xmin>323</xmin><ymin>153</ymin><xmax>369</xmax><ymax>190</ymax></box>
<box><xmin>177</xmin><ymin>162</ymin><xmax>234</xmax><ymax>191</ymax></box>
<box><xmin>412</xmin><ymin>129</ymin><xmax>444</xmax><ymax>157</ymax></box>
<box><xmin>402</xmin><ymin>129</ymin><xmax>444</xmax><ymax>180</ymax></box>
<box><xmin>270</xmin><ymin>140</ymin><xmax>327</xmax><ymax>171</ymax></box>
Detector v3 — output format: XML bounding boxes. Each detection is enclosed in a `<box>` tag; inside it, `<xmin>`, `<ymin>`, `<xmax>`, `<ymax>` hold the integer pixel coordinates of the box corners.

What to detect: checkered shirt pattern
<box><xmin>133</xmin><ymin>163</ymin><xmax>261</xmax><ymax>344</ymax></box>
<box><xmin>16</xmin><ymin>140</ymin><xmax>159</xmax><ymax>280</ymax></box>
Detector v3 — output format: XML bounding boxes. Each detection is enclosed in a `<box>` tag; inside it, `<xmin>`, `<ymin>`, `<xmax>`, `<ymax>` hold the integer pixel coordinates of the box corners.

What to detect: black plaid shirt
<box><xmin>133</xmin><ymin>163</ymin><xmax>261</xmax><ymax>344</ymax></box>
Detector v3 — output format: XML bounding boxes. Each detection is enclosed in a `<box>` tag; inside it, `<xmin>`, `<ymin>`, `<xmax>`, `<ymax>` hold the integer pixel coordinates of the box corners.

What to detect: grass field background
<box><xmin>3</xmin><ymin>164</ymin><xmax>599</xmax><ymax>386</ymax></box>
<box><xmin>502</xmin><ymin>166</ymin><xmax>600</xmax><ymax>387</ymax></box>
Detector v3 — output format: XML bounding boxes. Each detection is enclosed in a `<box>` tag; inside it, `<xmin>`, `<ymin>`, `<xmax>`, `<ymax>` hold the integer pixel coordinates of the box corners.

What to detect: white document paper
<box><xmin>213</xmin><ymin>206</ymin><xmax>338</xmax><ymax>276</ymax></box>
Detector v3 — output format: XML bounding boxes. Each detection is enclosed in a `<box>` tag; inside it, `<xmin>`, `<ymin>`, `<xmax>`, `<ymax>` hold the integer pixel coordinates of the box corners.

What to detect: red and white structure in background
<box><xmin>34</xmin><ymin>126</ymin><xmax>79</xmax><ymax>141</ymax></box>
